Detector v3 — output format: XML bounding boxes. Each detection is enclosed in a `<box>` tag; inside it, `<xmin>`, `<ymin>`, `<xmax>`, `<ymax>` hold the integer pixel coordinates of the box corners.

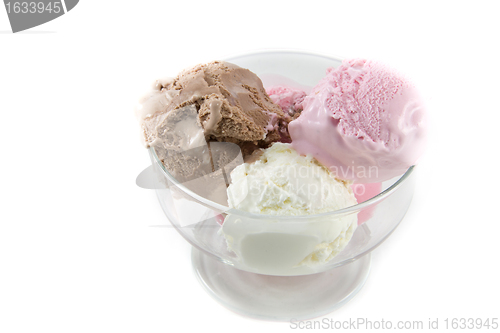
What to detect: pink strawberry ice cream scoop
<box><xmin>266</xmin><ymin>86</ymin><xmax>306</xmax><ymax>119</ymax></box>
<box><xmin>289</xmin><ymin>59</ymin><xmax>427</xmax><ymax>183</ymax></box>
<box><xmin>351</xmin><ymin>182</ymin><xmax>382</xmax><ymax>224</ymax></box>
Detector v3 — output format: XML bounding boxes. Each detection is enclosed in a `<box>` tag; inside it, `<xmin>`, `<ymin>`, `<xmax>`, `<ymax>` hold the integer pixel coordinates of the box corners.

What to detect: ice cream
<box><xmin>351</xmin><ymin>182</ymin><xmax>382</xmax><ymax>224</ymax></box>
<box><xmin>289</xmin><ymin>59</ymin><xmax>427</xmax><ymax>183</ymax></box>
<box><xmin>137</xmin><ymin>61</ymin><xmax>290</xmax><ymax>160</ymax></box>
<box><xmin>266</xmin><ymin>86</ymin><xmax>306</xmax><ymax>120</ymax></box>
<box><xmin>221</xmin><ymin>143</ymin><xmax>358</xmax><ymax>274</ymax></box>
<box><xmin>136</xmin><ymin>57</ymin><xmax>427</xmax><ymax>274</ymax></box>
<box><xmin>136</xmin><ymin>61</ymin><xmax>291</xmax><ymax>203</ymax></box>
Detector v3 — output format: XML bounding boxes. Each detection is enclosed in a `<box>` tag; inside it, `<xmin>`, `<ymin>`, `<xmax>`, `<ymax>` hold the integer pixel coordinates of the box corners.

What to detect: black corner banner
<box><xmin>3</xmin><ymin>0</ymin><xmax>79</xmax><ymax>33</ymax></box>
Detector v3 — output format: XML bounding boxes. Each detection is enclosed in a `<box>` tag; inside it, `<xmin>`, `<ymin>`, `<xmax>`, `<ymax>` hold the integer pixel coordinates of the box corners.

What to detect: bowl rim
<box><xmin>222</xmin><ymin>48</ymin><xmax>347</xmax><ymax>65</ymax></box>
<box><xmin>149</xmin><ymin>146</ymin><xmax>415</xmax><ymax>221</ymax></box>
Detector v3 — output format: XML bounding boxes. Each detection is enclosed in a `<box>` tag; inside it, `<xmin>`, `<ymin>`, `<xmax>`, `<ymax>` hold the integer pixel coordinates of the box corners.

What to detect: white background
<box><xmin>1</xmin><ymin>1</ymin><xmax>499</xmax><ymax>332</ymax></box>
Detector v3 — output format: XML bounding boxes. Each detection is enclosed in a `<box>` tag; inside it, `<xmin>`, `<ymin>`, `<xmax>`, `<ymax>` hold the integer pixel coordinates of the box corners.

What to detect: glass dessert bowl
<box><xmin>148</xmin><ymin>51</ymin><xmax>417</xmax><ymax>321</ymax></box>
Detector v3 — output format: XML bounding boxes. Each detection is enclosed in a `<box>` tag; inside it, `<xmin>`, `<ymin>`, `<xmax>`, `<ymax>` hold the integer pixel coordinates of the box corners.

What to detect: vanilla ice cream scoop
<box><xmin>221</xmin><ymin>143</ymin><xmax>358</xmax><ymax>275</ymax></box>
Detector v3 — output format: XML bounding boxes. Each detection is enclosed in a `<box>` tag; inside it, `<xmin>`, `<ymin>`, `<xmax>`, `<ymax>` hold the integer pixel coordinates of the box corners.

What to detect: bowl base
<box><xmin>191</xmin><ymin>247</ymin><xmax>371</xmax><ymax>321</ymax></box>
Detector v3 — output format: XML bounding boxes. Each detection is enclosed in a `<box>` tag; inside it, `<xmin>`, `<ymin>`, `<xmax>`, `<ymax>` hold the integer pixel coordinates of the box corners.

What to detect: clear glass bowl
<box><xmin>148</xmin><ymin>50</ymin><xmax>417</xmax><ymax>320</ymax></box>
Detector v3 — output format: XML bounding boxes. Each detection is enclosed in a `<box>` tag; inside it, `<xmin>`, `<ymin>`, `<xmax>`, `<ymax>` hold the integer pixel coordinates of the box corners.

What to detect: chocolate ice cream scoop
<box><xmin>137</xmin><ymin>61</ymin><xmax>290</xmax><ymax>152</ymax></box>
<box><xmin>136</xmin><ymin>61</ymin><xmax>289</xmax><ymax>203</ymax></box>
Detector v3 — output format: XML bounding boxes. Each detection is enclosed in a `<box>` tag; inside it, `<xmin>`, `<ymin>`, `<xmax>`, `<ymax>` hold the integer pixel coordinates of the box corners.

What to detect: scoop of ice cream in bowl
<box><xmin>136</xmin><ymin>51</ymin><xmax>426</xmax><ymax>320</ymax></box>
